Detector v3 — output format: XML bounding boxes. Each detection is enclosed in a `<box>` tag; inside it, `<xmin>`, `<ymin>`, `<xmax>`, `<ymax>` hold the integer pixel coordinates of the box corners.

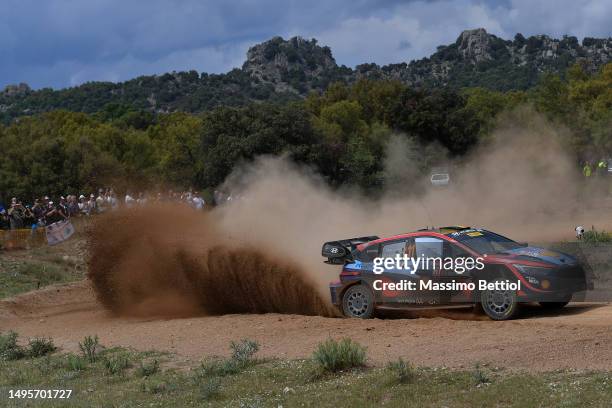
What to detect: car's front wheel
<box><xmin>480</xmin><ymin>279</ymin><xmax>519</xmax><ymax>320</ymax></box>
<box><xmin>342</xmin><ymin>284</ymin><xmax>375</xmax><ymax>318</ymax></box>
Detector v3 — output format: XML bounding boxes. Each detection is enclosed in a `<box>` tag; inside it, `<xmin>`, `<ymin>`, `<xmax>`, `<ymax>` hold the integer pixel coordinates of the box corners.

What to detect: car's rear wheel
<box><xmin>342</xmin><ymin>284</ymin><xmax>374</xmax><ymax>319</ymax></box>
<box><xmin>480</xmin><ymin>279</ymin><xmax>519</xmax><ymax>320</ymax></box>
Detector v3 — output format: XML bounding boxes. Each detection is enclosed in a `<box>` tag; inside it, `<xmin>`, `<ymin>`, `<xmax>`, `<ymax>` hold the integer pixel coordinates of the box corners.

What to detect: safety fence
<box><xmin>0</xmin><ymin>220</ymin><xmax>75</xmax><ymax>250</ymax></box>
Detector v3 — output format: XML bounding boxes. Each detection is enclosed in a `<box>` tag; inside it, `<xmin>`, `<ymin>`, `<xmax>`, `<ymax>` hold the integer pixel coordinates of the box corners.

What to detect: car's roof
<box><xmin>362</xmin><ymin>226</ymin><xmax>473</xmax><ymax>247</ymax></box>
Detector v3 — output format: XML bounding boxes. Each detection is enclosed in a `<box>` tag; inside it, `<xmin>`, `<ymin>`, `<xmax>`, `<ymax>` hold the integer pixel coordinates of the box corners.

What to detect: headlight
<box><xmin>513</xmin><ymin>265</ymin><xmax>551</xmax><ymax>287</ymax></box>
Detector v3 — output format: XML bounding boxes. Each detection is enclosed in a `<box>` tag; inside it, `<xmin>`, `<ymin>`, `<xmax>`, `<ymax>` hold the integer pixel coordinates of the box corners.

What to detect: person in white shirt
<box><xmin>192</xmin><ymin>192</ymin><xmax>205</xmax><ymax>210</ymax></box>
<box><xmin>124</xmin><ymin>192</ymin><xmax>135</xmax><ymax>208</ymax></box>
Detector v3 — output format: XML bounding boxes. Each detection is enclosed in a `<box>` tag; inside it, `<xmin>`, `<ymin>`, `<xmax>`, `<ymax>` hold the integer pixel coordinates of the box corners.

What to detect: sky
<box><xmin>1</xmin><ymin>0</ymin><xmax>611</xmax><ymax>90</ymax></box>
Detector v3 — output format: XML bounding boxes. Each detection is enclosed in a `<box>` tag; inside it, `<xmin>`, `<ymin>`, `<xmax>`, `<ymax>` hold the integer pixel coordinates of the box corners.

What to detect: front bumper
<box><xmin>517</xmin><ymin>264</ymin><xmax>589</xmax><ymax>302</ymax></box>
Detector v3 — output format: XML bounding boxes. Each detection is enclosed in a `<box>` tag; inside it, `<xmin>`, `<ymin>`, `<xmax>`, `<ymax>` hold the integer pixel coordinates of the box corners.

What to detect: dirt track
<box><xmin>1</xmin><ymin>280</ymin><xmax>611</xmax><ymax>372</ymax></box>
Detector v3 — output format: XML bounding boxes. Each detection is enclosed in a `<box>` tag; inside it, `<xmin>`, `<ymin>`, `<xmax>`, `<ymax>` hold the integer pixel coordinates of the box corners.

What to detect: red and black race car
<box><xmin>322</xmin><ymin>227</ymin><xmax>589</xmax><ymax>320</ymax></box>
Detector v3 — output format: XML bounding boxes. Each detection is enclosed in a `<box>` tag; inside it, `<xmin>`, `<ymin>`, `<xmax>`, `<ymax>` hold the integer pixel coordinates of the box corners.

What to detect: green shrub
<box><xmin>27</xmin><ymin>337</ymin><xmax>56</xmax><ymax>357</ymax></box>
<box><xmin>472</xmin><ymin>365</ymin><xmax>491</xmax><ymax>385</ymax></box>
<box><xmin>200</xmin><ymin>359</ymin><xmax>240</xmax><ymax>377</ymax></box>
<box><xmin>136</xmin><ymin>359</ymin><xmax>160</xmax><ymax>377</ymax></box>
<box><xmin>230</xmin><ymin>339</ymin><xmax>259</xmax><ymax>363</ymax></box>
<box><xmin>583</xmin><ymin>229</ymin><xmax>612</xmax><ymax>243</ymax></box>
<box><xmin>66</xmin><ymin>354</ymin><xmax>86</xmax><ymax>371</ymax></box>
<box><xmin>312</xmin><ymin>338</ymin><xmax>366</xmax><ymax>373</ymax></box>
<box><xmin>199</xmin><ymin>377</ymin><xmax>221</xmax><ymax>401</ymax></box>
<box><xmin>197</xmin><ymin>338</ymin><xmax>261</xmax><ymax>378</ymax></box>
<box><xmin>139</xmin><ymin>379</ymin><xmax>167</xmax><ymax>394</ymax></box>
<box><xmin>0</xmin><ymin>331</ymin><xmax>26</xmax><ymax>361</ymax></box>
<box><xmin>387</xmin><ymin>358</ymin><xmax>415</xmax><ymax>384</ymax></box>
<box><xmin>104</xmin><ymin>355</ymin><xmax>131</xmax><ymax>375</ymax></box>
<box><xmin>79</xmin><ymin>335</ymin><xmax>100</xmax><ymax>363</ymax></box>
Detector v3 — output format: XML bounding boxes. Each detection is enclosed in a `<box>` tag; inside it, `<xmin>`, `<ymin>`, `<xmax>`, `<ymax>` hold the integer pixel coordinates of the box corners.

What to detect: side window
<box><xmin>415</xmin><ymin>237</ymin><xmax>443</xmax><ymax>258</ymax></box>
<box><xmin>381</xmin><ymin>241</ymin><xmax>406</xmax><ymax>258</ymax></box>
<box><xmin>381</xmin><ymin>238</ymin><xmax>415</xmax><ymax>259</ymax></box>
<box><xmin>356</xmin><ymin>244</ymin><xmax>379</xmax><ymax>262</ymax></box>
<box><xmin>445</xmin><ymin>242</ymin><xmax>470</xmax><ymax>258</ymax></box>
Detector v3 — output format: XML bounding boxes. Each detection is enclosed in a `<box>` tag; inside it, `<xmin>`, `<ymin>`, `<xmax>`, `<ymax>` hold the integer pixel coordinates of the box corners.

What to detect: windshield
<box><xmin>451</xmin><ymin>229</ymin><xmax>522</xmax><ymax>255</ymax></box>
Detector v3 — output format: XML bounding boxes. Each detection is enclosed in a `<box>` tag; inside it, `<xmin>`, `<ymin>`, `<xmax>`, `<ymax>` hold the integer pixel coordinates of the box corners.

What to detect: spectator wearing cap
<box><xmin>45</xmin><ymin>200</ymin><xmax>67</xmax><ymax>225</ymax></box>
<box><xmin>78</xmin><ymin>195</ymin><xmax>89</xmax><ymax>215</ymax></box>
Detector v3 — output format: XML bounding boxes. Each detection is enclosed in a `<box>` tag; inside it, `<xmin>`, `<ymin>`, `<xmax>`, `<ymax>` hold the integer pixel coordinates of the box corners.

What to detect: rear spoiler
<box><xmin>321</xmin><ymin>236</ymin><xmax>379</xmax><ymax>265</ymax></box>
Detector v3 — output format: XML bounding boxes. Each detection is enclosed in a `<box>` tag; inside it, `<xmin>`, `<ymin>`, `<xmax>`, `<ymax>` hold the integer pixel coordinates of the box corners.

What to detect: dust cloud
<box><xmin>87</xmin><ymin>206</ymin><xmax>336</xmax><ymax>317</ymax></box>
<box><xmin>88</xmin><ymin>109</ymin><xmax>611</xmax><ymax>317</ymax></box>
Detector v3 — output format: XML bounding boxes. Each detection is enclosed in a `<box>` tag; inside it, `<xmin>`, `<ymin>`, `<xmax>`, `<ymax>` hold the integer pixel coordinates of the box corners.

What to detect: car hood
<box><xmin>495</xmin><ymin>246</ymin><xmax>577</xmax><ymax>266</ymax></box>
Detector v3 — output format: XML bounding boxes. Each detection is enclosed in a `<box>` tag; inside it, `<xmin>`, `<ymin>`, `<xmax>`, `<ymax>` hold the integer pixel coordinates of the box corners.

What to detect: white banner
<box><xmin>45</xmin><ymin>219</ymin><xmax>75</xmax><ymax>246</ymax></box>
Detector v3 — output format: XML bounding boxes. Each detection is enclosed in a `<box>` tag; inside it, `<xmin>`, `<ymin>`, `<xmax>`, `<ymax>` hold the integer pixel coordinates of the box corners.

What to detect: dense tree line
<box><xmin>0</xmin><ymin>63</ymin><xmax>610</xmax><ymax>202</ymax></box>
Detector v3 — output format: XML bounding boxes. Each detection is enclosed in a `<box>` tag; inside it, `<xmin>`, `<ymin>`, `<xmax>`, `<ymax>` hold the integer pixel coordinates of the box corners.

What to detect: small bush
<box><xmin>387</xmin><ymin>358</ymin><xmax>415</xmax><ymax>384</ymax></box>
<box><xmin>197</xmin><ymin>338</ymin><xmax>260</xmax><ymax>378</ymax></box>
<box><xmin>230</xmin><ymin>339</ymin><xmax>259</xmax><ymax>363</ymax></box>
<box><xmin>66</xmin><ymin>354</ymin><xmax>86</xmax><ymax>371</ymax></box>
<box><xmin>472</xmin><ymin>365</ymin><xmax>491</xmax><ymax>385</ymax></box>
<box><xmin>136</xmin><ymin>359</ymin><xmax>160</xmax><ymax>377</ymax></box>
<box><xmin>104</xmin><ymin>355</ymin><xmax>131</xmax><ymax>375</ymax></box>
<box><xmin>583</xmin><ymin>229</ymin><xmax>612</xmax><ymax>243</ymax></box>
<box><xmin>312</xmin><ymin>338</ymin><xmax>366</xmax><ymax>373</ymax></box>
<box><xmin>199</xmin><ymin>357</ymin><xmax>244</xmax><ymax>377</ymax></box>
<box><xmin>27</xmin><ymin>337</ymin><xmax>56</xmax><ymax>357</ymax></box>
<box><xmin>0</xmin><ymin>331</ymin><xmax>26</xmax><ymax>361</ymax></box>
<box><xmin>140</xmin><ymin>380</ymin><xmax>167</xmax><ymax>394</ymax></box>
<box><xmin>199</xmin><ymin>377</ymin><xmax>221</xmax><ymax>401</ymax></box>
<box><xmin>79</xmin><ymin>335</ymin><xmax>100</xmax><ymax>363</ymax></box>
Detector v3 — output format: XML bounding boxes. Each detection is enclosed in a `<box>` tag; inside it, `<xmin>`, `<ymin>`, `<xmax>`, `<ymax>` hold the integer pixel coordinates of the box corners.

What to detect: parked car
<box><xmin>430</xmin><ymin>173</ymin><xmax>450</xmax><ymax>186</ymax></box>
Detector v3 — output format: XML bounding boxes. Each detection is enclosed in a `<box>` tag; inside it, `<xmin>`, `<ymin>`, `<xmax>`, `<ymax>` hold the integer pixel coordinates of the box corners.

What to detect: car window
<box><xmin>452</xmin><ymin>229</ymin><xmax>522</xmax><ymax>254</ymax></box>
<box><xmin>381</xmin><ymin>240</ymin><xmax>407</xmax><ymax>258</ymax></box>
<box><xmin>356</xmin><ymin>244</ymin><xmax>379</xmax><ymax>262</ymax></box>
<box><xmin>445</xmin><ymin>242</ymin><xmax>470</xmax><ymax>258</ymax></box>
<box><xmin>415</xmin><ymin>237</ymin><xmax>443</xmax><ymax>258</ymax></box>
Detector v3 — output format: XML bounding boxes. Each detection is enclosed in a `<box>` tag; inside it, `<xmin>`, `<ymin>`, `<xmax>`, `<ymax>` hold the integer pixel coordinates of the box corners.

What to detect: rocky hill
<box><xmin>1</xmin><ymin>28</ymin><xmax>610</xmax><ymax>122</ymax></box>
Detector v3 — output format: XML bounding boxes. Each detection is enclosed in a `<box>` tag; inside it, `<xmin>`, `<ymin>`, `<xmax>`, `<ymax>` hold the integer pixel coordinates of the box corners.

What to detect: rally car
<box><xmin>322</xmin><ymin>227</ymin><xmax>589</xmax><ymax>320</ymax></box>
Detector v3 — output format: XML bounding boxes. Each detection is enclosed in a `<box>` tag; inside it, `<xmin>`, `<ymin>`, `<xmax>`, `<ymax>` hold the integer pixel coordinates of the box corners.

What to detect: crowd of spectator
<box><xmin>0</xmin><ymin>188</ymin><xmax>213</xmax><ymax>231</ymax></box>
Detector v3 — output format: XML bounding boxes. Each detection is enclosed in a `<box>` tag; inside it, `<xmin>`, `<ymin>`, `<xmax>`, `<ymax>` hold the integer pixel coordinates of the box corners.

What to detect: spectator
<box><xmin>0</xmin><ymin>206</ymin><xmax>9</xmax><ymax>230</ymax></box>
<box><xmin>68</xmin><ymin>195</ymin><xmax>80</xmax><ymax>216</ymax></box>
<box><xmin>192</xmin><ymin>191</ymin><xmax>205</xmax><ymax>210</ymax></box>
<box><xmin>78</xmin><ymin>195</ymin><xmax>89</xmax><ymax>215</ymax></box>
<box><xmin>88</xmin><ymin>194</ymin><xmax>97</xmax><ymax>214</ymax></box>
<box><xmin>96</xmin><ymin>190</ymin><xmax>106</xmax><ymax>213</ymax></box>
<box><xmin>45</xmin><ymin>201</ymin><xmax>67</xmax><ymax>225</ymax></box>
<box><xmin>124</xmin><ymin>191</ymin><xmax>135</xmax><ymax>208</ymax></box>
<box><xmin>32</xmin><ymin>198</ymin><xmax>46</xmax><ymax>226</ymax></box>
<box><xmin>22</xmin><ymin>204</ymin><xmax>36</xmax><ymax>228</ymax></box>
<box><xmin>137</xmin><ymin>192</ymin><xmax>147</xmax><ymax>206</ymax></box>
<box><xmin>7</xmin><ymin>198</ymin><xmax>25</xmax><ymax>229</ymax></box>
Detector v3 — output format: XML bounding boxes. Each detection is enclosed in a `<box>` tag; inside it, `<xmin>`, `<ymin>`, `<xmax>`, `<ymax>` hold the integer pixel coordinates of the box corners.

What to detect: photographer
<box><xmin>45</xmin><ymin>201</ymin><xmax>67</xmax><ymax>225</ymax></box>
<box><xmin>7</xmin><ymin>197</ymin><xmax>25</xmax><ymax>230</ymax></box>
<box><xmin>32</xmin><ymin>198</ymin><xmax>46</xmax><ymax>226</ymax></box>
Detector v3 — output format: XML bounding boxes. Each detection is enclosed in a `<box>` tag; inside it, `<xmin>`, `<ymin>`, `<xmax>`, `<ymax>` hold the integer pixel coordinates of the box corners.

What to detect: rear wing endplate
<box><xmin>321</xmin><ymin>236</ymin><xmax>379</xmax><ymax>264</ymax></box>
